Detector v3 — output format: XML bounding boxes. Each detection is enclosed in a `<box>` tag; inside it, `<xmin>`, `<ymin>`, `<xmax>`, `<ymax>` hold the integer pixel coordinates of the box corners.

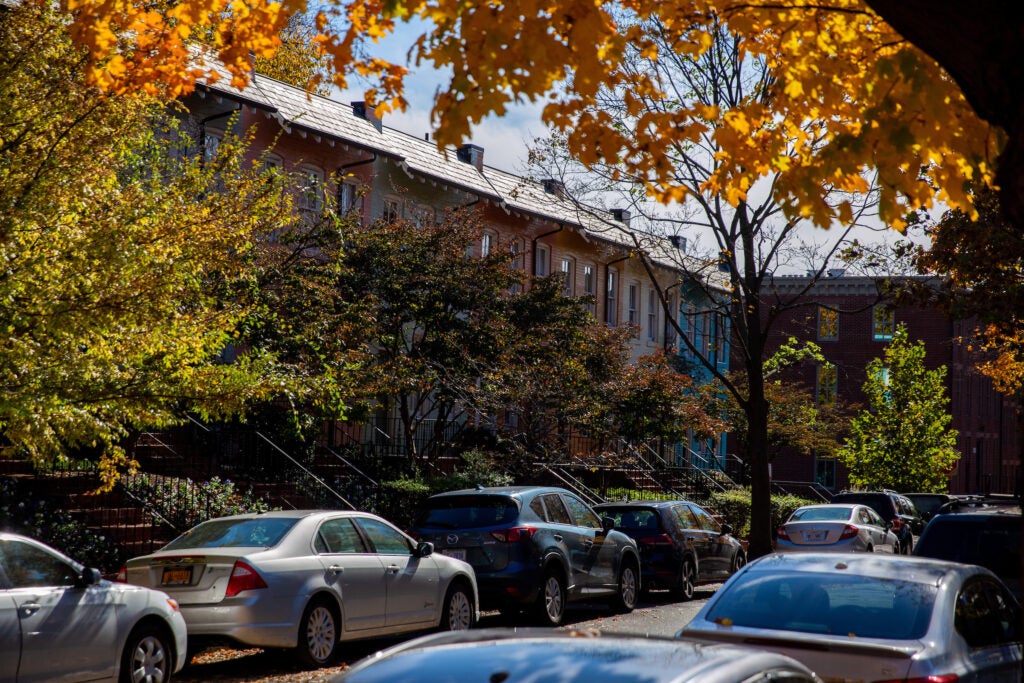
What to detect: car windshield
<box><xmin>162</xmin><ymin>517</ymin><xmax>298</xmax><ymax>550</ymax></box>
<box><xmin>790</xmin><ymin>507</ymin><xmax>853</xmax><ymax>522</ymax></box>
<box><xmin>416</xmin><ymin>496</ymin><xmax>519</xmax><ymax>529</ymax></box>
<box><xmin>706</xmin><ymin>573</ymin><xmax>936</xmax><ymax>640</ymax></box>
<box><xmin>906</xmin><ymin>496</ymin><xmax>946</xmax><ymax>516</ymax></box>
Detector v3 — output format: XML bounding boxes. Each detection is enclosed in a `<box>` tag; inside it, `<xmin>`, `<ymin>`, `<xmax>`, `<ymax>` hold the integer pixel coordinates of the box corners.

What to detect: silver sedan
<box><xmin>679</xmin><ymin>553</ymin><xmax>1022</xmax><ymax>682</ymax></box>
<box><xmin>120</xmin><ymin>510</ymin><xmax>479</xmax><ymax>668</ymax></box>
<box><xmin>775</xmin><ymin>503</ymin><xmax>898</xmax><ymax>553</ymax></box>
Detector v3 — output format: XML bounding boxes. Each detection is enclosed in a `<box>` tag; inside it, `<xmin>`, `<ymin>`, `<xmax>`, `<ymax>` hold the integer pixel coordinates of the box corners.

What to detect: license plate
<box><xmin>161</xmin><ymin>566</ymin><xmax>193</xmax><ymax>586</ymax></box>
<box><xmin>803</xmin><ymin>531</ymin><xmax>826</xmax><ymax>543</ymax></box>
<box><xmin>439</xmin><ymin>549</ymin><xmax>466</xmax><ymax>562</ymax></box>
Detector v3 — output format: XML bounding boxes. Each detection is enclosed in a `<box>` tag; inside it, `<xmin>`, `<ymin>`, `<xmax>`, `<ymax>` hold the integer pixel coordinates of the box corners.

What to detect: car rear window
<box><xmin>905</xmin><ymin>495</ymin><xmax>948</xmax><ymax>517</ymax></box>
<box><xmin>599</xmin><ymin>508</ymin><xmax>660</xmax><ymax>530</ymax></box>
<box><xmin>790</xmin><ymin>506</ymin><xmax>853</xmax><ymax>522</ymax></box>
<box><xmin>162</xmin><ymin>517</ymin><xmax>298</xmax><ymax>550</ymax></box>
<box><xmin>706</xmin><ymin>573</ymin><xmax>936</xmax><ymax>640</ymax></box>
<box><xmin>915</xmin><ymin>516</ymin><xmax>1021</xmax><ymax>581</ymax></box>
<box><xmin>416</xmin><ymin>495</ymin><xmax>519</xmax><ymax>529</ymax></box>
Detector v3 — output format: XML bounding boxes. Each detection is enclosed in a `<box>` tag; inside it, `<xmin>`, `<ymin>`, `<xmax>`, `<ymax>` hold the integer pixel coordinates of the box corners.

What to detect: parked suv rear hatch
<box><xmin>414</xmin><ymin>494</ymin><xmax>521</xmax><ymax>571</ymax></box>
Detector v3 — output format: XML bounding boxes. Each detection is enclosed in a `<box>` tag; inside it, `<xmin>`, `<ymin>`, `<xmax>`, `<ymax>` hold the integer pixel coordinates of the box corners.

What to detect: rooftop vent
<box><xmin>611</xmin><ymin>208</ymin><xmax>631</xmax><ymax>225</ymax></box>
<box><xmin>668</xmin><ymin>235</ymin><xmax>687</xmax><ymax>252</ymax></box>
<box><xmin>351</xmin><ymin>101</ymin><xmax>383</xmax><ymax>133</ymax></box>
<box><xmin>456</xmin><ymin>143</ymin><xmax>485</xmax><ymax>171</ymax></box>
<box><xmin>542</xmin><ymin>178</ymin><xmax>565</xmax><ymax>198</ymax></box>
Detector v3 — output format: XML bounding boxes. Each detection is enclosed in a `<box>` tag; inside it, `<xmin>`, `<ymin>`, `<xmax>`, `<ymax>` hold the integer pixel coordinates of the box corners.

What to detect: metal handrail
<box><xmin>255</xmin><ymin>432</ymin><xmax>355</xmax><ymax>509</ymax></box>
<box><xmin>540</xmin><ymin>464</ymin><xmax>604</xmax><ymax>507</ymax></box>
<box><xmin>320</xmin><ymin>444</ymin><xmax>379</xmax><ymax>487</ymax></box>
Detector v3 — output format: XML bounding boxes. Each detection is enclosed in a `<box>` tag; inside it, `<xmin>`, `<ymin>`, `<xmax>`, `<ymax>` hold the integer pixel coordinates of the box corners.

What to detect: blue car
<box><xmin>411</xmin><ymin>486</ymin><xmax>640</xmax><ymax>625</ymax></box>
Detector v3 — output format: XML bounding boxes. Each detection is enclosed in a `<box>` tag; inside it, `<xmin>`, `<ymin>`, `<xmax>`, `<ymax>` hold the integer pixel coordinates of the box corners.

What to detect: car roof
<box><xmin>188</xmin><ymin>510</ymin><xmax>375</xmax><ymax>522</ymax></box>
<box><xmin>746</xmin><ymin>552</ymin><xmax>976</xmax><ymax>584</ymax></box>
<box><xmin>594</xmin><ymin>500</ymin><xmax>697</xmax><ymax>509</ymax></box>
<box><xmin>427</xmin><ymin>485</ymin><xmax>568</xmax><ymax>498</ymax></box>
<box><xmin>333</xmin><ymin>628</ymin><xmax>819</xmax><ymax>683</ymax></box>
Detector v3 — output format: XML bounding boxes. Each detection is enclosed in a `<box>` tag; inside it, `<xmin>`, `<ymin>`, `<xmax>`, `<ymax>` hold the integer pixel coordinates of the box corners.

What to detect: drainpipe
<box><xmin>532</xmin><ymin>224</ymin><xmax>564</xmax><ymax>276</ymax></box>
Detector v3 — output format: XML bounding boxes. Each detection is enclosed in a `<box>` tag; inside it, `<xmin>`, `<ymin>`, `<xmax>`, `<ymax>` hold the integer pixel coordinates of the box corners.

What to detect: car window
<box><xmin>672</xmin><ymin>505</ymin><xmax>699</xmax><ymax>530</ymax></box>
<box><xmin>706</xmin><ymin>573</ymin><xmax>936</xmax><ymax>639</ymax></box>
<box><xmin>915</xmin><ymin>517</ymin><xmax>1021</xmax><ymax>582</ymax></box>
<box><xmin>316</xmin><ymin>518</ymin><xmax>368</xmax><ymax>554</ymax></box>
<box><xmin>956</xmin><ymin>578</ymin><xmax>1020</xmax><ymax>648</ymax></box>
<box><xmin>600</xmin><ymin>508</ymin><xmax>657</xmax><ymax>530</ymax></box>
<box><xmin>864</xmin><ymin>508</ymin><xmax>885</xmax><ymax>527</ymax></box>
<box><xmin>790</xmin><ymin>506</ymin><xmax>850</xmax><ymax>522</ymax></box>
<box><xmin>561</xmin><ymin>494</ymin><xmax>601</xmax><ymax>529</ymax></box>
<box><xmin>857</xmin><ymin>508</ymin><xmax>873</xmax><ymax>525</ymax></box>
<box><xmin>355</xmin><ymin>517</ymin><xmax>412</xmax><ymax>555</ymax></box>
<box><xmin>162</xmin><ymin>517</ymin><xmax>298</xmax><ymax>550</ymax></box>
<box><xmin>538</xmin><ymin>494</ymin><xmax>573</xmax><ymax>525</ymax></box>
<box><xmin>0</xmin><ymin>539</ymin><xmax>79</xmax><ymax>588</ymax></box>
<box><xmin>689</xmin><ymin>505</ymin><xmax>721</xmax><ymax>532</ymax></box>
<box><xmin>416</xmin><ymin>495</ymin><xmax>519</xmax><ymax>529</ymax></box>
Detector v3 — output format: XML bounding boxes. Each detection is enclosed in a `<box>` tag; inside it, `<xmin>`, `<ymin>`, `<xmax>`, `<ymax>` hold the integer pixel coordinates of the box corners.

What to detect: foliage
<box><xmin>122</xmin><ymin>475</ymin><xmax>273</xmax><ymax>532</ymax></box>
<box><xmin>837</xmin><ymin>325</ymin><xmax>959</xmax><ymax>492</ymax></box>
<box><xmin>708</xmin><ymin>489</ymin><xmax>817</xmax><ymax>539</ymax></box>
<box><xmin>915</xmin><ymin>188</ymin><xmax>1024</xmax><ymax>395</ymax></box>
<box><xmin>0</xmin><ymin>2</ymin><xmax>297</xmax><ymax>482</ymax></box>
<box><xmin>0</xmin><ymin>478</ymin><xmax>126</xmax><ymax>572</ymax></box>
<box><xmin>59</xmin><ymin>0</ymin><xmax>994</xmax><ymax>231</ymax></box>
<box><xmin>253</xmin><ymin>12</ymin><xmax>333</xmax><ymax>95</ymax></box>
<box><xmin>376</xmin><ymin>478</ymin><xmax>432</xmax><ymax>531</ymax></box>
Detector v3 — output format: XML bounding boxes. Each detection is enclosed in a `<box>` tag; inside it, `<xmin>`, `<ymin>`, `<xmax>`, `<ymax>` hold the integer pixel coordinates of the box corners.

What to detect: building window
<box><xmin>818</xmin><ymin>306</ymin><xmax>838</xmax><ymax>341</ymax></box>
<box><xmin>560</xmin><ymin>257</ymin><xmax>575</xmax><ymax>296</ymax></box>
<box><xmin>510</xmin><ymin>238</ymin><xmax>525</xmax><ymax>270</ymax></box>
<box><xmin>536</xmin><ymin>244</ymin><xmax>550</xmax><ymax>277</ymax></box>
<box><xmin>262</xmin><ymin>153</ymin><xmax>283</xmax><ymax>171</ymax></box>
<box><xmin>873</xmin><ymin>305</ymin><xmax>895</xmax><ymax>341</ymax></box>
<box><xmin>299</xmin><ymin>165</ymin><xmax>325</xmax><ymax>213</ymax></box>
<box><xmin>202</xmin><ymin>130</ymin><xmax>221</xmax><ymax>162</ymax></box>
<box><xmin>337</xmin><ymin>182</ymin><xmax>360</xmax><ymax>215</ymax></box>
<box><xmin>382</xmin><ymin>197</ymin><xmax>401</xmax><ymax>222</ymax></box>
<box><xmin>815</xmin><ymin>457</ymin><xmax>836</xmax><ymax>489</ymax></box>
<box><xmin>627</xmin><ymin>282</ymin><xmax>639</xmax><ymax>326</ymax></box>
<box><xmin>481</xmin><ymin>231</ymin><xmax>494</xmax><ymax>257</ymax></box>
<box><xmin>647</xmin><ymin>289</ymin><xmax>659</xmax><ymax>342</ymax></box>
<box><xmin>817</xmin><ymin>363</ymin><xmax>837</xmax><ymax>406</ymax></box>
<box><xmin>583</xmin><ymin>263</ymin><xmax>596</xmax><ymax>315</ymax></box>
<box><xmin>411</xmin><ymin>204</ymin><xmax>435</xmax><ymax>227</ymax></box>
<box><xmin>605</xmin><ymin>267</ymin><xmax>618</xmax><ymax>326</ymax></box>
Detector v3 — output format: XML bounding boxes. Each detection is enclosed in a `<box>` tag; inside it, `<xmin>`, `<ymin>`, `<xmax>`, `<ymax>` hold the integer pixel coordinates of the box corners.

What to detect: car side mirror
<box><xmin>78</xmin><ymin>567</ymin><xmax>102</xmax><ymax>587</ymax></box>
<box><xmin>415</xmin><ymin>541</ymin><xmax>434</xmax><ymax>558</ymax></box>
<box><xmin>720</xmin><ymin>523</ymin><xmax>734</xmax><ymax>536</ymax></box>
<box><xmin>601</xmin><ymin>516</ymin><xmax>615</xmax><ymax>534</ymax></box>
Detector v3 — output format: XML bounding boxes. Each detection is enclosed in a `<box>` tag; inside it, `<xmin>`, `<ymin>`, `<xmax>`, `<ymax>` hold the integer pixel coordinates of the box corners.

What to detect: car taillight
<box><xmin>638</xmin><ymin>534</ymin><xmax>674</xmax><ymax>547</ymax></box>
<box><xmin>874</xmin><ymin>675</ymin><xmax>958</xmax><ymax>683</ymax></box>
<box><xmin>776</xmin><ymin>527</ymin><xmax>791</xmax><ymax>541</ymax></box>
<box><xmin>491</xmin><ymin>527</ymin><xmax>536</xmax><ymax>542</ymax></box>
<box><xmin>838</xmin><ymin>524</ymin><xmax>859</xmax><ymax>540</ymax></box>
<box><xmin>890</xmin><ymin>517</ymin><xmax>903</xmax><ymax>531</ymax></box>
<box><xmin>225</xmin><ymin>560</ymin><xmax>268</xmax><ymax>597</ymax></box>
<box><xmin>115</xmin><ymin>565</ymin><xmax>127</xmax><ymax>583</ymax></box>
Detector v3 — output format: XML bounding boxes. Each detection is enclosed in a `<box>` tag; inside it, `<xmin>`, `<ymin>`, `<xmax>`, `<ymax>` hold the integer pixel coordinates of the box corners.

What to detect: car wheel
<box><xmin>440</xmin><ymin>581</ymin><xmax>475</xmax><ymax>631</ymax></box>
<box><xmin>534</xmin><ymin>568</ymin><xmax>566</xmax><ymax>626</ymax></box>
<box><xmin>730</xmin><ymin>551</ymin><xmax>746</xmax><ymax>574</ymax></box>
<box><xmin>610</xmin><ymin>560</ymin><xmax>638</xmax><ymax>613</ymax></box>
<box><xmin>120</xmin><ymin>623</ymin><xmax>173</xmax><ymax>683</ymax></box>
<box><xmin>672</xmin><ymin>558</ymin><xmax>696</xmax><ymax>601</ymax></box>
<box><xmin>295</xmin><ymin>599</ymin><xmax>340</xmax><ymax>668</ymax></box>
<box><xmin>865</xmin><ymin>544</ymin><xmax>874</xmax><ymax>553</ymax></box>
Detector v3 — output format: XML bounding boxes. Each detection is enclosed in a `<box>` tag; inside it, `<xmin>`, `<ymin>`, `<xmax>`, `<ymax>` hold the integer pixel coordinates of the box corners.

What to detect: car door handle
<box><xmin>328</xmin><ymin>565</ymin><xmax>344</xmax><ymax>575</ymax></box>
<box><xmin>583</xmin><ymin>540</ymin><xmax>594</xmax><ymax>548</ymax></box>
<box><xmin>553</xmin><ymin>534</ymin><xmax>563</xmax><ymax>542</ymax></box>
<box><xmin>385</xmin><ymin>565</ymin><xmax>400</xmax><ymax>574</ymax></box>
<box><xmin>19</xmin><ymin>603</ymin><xmax>41</xmax><ymax>618</ymax></box>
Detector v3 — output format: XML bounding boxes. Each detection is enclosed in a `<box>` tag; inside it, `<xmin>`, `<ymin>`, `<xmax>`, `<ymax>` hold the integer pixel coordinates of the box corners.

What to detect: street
<box><xmin>174</xmin><ymin>586</ymin><xmax>721</xmax><ymax>683</ymax></box>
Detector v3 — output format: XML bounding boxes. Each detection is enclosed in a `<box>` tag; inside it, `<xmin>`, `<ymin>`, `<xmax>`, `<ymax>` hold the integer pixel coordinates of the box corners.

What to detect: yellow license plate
<box><xmin>161</xmin><ymin>567</ymin><xmax>193</xmax><ymax>586</ymax></box>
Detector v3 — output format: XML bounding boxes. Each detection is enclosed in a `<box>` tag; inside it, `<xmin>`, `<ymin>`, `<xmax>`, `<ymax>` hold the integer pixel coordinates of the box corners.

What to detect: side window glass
<box><xmin>529</xmin><ymin>497</ymin><xmax>547</xmax><ymax>521</ymax></box>
<box><xmin>354</xmin><ymin>517</ymin><xmax>412</xmax><ymax>555</ymax></box>
<box><xmin>0</xmin><ymin>540</ymin><xmax>78</xmax><ymax>588</ymax></box>
<box><xmin>956</xmin><ymin>580</ymin><xmax>1007</xmax><ymax>648</ymax></box>
<box><xmin>317</xmin><ymin>518</ymin><xmax>368</xmax><ymax>554</ymax></box>
<box><xmin>541</xmin><ymin>494</ymin><xmax>573</xmax><ymax>525</ymax></box>
<box><xmin>690</xmin><ymin>505</ymin><xmax>721</xmax><ymax>532</ymax></box>
<box><xmin>673</xmin><ymin>505</ymin><xmax>699</xmax><ymax>530</ymax></box>
<box><xmin>562</xmin><ymin>495</ymin><xmax>601</xmax><ymax>529</ymax></box>
<box><xmin>983</xmin><ymin>580</ymin><xmax>1020</xmax><ymax>643</ymax></box>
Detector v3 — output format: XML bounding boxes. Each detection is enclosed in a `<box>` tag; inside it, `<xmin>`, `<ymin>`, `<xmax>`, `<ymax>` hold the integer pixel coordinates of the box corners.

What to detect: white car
<box><xmin>120</xmin><ymin>510</ymin><xmax>479</xmax><ymax>668</ymax></box>
<box><xmin>0</xmin><ymin>532</ymin><xmax>187</xmax><ymax>683</ymax></box>
<box><xmin>775</xmin><ymin>503</ymin><xmax>899</xmax><ymax>553</ymax></box>
<box><xmin>678</xmin><ymin>553</ymin><xmax>1022</xmax><ymax>682</ymax></box>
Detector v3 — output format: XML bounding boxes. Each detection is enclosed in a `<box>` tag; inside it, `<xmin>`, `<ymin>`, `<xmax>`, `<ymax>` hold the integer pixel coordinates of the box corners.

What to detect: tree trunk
<box><xmin>746</xmin><ymin>374</ymin><xmax>774</xmax><ymax>559</ymax></box>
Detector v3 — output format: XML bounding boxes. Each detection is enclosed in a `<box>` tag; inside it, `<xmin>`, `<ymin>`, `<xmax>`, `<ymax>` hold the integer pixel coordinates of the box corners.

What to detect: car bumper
<box><xmin>475</xmin><ymin>564</ymin><xmax>545</xmax><ymax>610</ymax></box>
<box><xmin>774</xmin><ymin>538</ymin><xmax>865</xmax><ymax>553</ymax></box>
<box><xmin>180</xmin><ymin>596</ymin><xmax>301</xmax><ymax>649</ymax></box>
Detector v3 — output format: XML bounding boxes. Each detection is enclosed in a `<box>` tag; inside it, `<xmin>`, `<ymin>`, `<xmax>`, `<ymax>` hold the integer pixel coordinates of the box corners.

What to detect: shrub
<box><xmin>708</xmin><ymin>489</ymin><xmax>818</xmax><ymax>539</ymax></box>
<box><xmin>122</xmin><ymin>474</ymin><xmax>273</xmax><ymax>532</ymax></box>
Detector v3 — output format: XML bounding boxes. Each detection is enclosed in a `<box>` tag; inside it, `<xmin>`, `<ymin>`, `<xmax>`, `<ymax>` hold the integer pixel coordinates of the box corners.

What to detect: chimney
<box><xmin>542</xmin><ymin>178</ymin><xmax>565</xmax><ymax>198</ymax></box>
<box><xmin>611</xmin><ymin>208</ymin><xmax>631</xmax><ymax>226</ymax></box>
<box><xmin>456</xmin><ymin>143</ymin><xmax>485</xmax><ymax>171</ymax></box>
<box><xmin>351</xmin><ymin>101</ymin><xmax>383</xmax><ymax>133</ymax></box>
<box><xmin>668</xmin><ymin>235</ymin><xmax>686</xmax><ymax>252</ymax></box>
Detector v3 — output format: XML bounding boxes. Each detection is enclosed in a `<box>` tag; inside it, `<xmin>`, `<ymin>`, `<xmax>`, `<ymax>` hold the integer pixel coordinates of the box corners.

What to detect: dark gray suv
<box><xmin>411</xmin><ymin>486</ymin><xmax>641</xmax><ymax>625</ymax></box>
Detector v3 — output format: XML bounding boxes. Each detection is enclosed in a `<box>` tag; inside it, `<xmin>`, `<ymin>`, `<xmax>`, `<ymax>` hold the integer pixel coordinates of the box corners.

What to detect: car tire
<box><xmin>865</xmin><ymin>544</ymin><xmax>874</xmax><ymax>553</ymax></box>
<box><xmin>295</xmin><ymin>599</ymin><xmax>340</xmax><ymax>668</ymax></box>
<box><xmin>672</xmin><ymin>558</ymin><xmax>697</xmax><ymax>601</ymax></box>
<box><xmin>120</xmin><ymin>623</ymin><xmax>173</xmax><ymax>683</ymax></box>
<box><xmin>534</xmin><ymin>568</ymin><xmax>566</xmax><ymax>626</ymax></box>
<box><xmin>610</xmin><ymin>560</ymin><xmax>638</xmax><ymax>613</ymax></box>
<box><xmin>440</xmin><ymin>581</ymin><xmax>475</xmax><ymax>631</ymax></box>
<box><xmin>730</xmin><ymin>552</ymin><xmax>746</xmax><ymax>574</ymax></box>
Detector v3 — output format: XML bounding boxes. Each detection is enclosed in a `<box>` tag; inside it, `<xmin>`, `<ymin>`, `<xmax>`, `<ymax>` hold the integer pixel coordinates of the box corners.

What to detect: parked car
<box><xmin>828</xmin><ymin>490</ymin><xmax>923</xmax><ymax>553</ymax></box>
<box><xmin>332</xmin><ymin>628</ymin><xmax>824</xmax><ymax>683</ymax></box>
<box><xmin>902</xmin><ymin>492</ymin><xmax>956</xmax><ymax>522</ymax></box>
<box><xmin>775</xmin><ymin>503</ymin><xmax>899</xmax><ymax>553</ymax></box>
<box><xmin>592</xmin><ymin>500</ymin><xmax>745</xmax><ymax>600</ymax></box>
<box><xmin>678</xmin><ymin>553</ymin><xmax>1022</xmax><ymax>682</ymax></box>
<box><xmin>410</xmin><ymin>486</ymin><xmax>641</xmax><ymax>625</ymax></box>
<box><xmin>120</xmin><ymin>510</ymin><xmax>479</xmax><ymax>668</ymax></box>
<box><xmin>914</xmin><ymin>499</ymin><xmax>1022</xmax><ymax>600</ymax></box>
<box><xmin>1</xmin><ymin>531</ymin><xmax>188</xmax><ymax>683</ymax></box>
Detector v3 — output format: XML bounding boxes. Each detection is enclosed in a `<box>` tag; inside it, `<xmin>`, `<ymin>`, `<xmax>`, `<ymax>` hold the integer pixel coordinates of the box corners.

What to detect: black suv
<box><xmin>914</xmin><ymin>497</ymin><xmax>1021</xmax><ymax>600</ymax></box>
<box><xmin>411</xmin><ymin>486</ymin><xmax>641</xmax><ymax>625</ymax></box>
<box><xmin>829</xmin><ymin>491</ymin><xmax>923</xmax><ymax>554</ymax></box>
